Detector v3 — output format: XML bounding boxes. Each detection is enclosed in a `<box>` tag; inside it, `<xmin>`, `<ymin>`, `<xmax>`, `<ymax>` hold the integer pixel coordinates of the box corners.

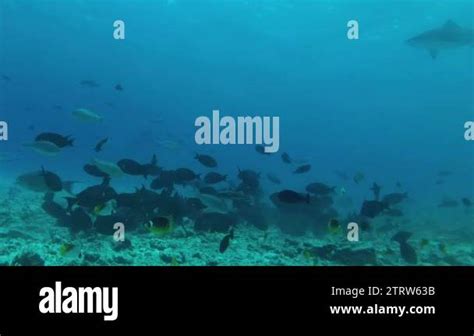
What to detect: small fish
<box><xmin>396</xmin><ymin>181</ymin><xmax>402</xmax><ymax>188</ymax></box>
<box><xmin>391</xmin><ymin>231</ymin><xmax>417</xmax><ymax>264</ymax></box>
<box><xmin>195</xmin><ymin>154</ymin><xmax>217</xmax><ymax>168</ymax></box>
<box><xmin>174</xmin><ymin>168</ymin><xmax>200</xmax><ymax>184</ymax></box>
<box><xmin>59</xmin><ymin>243</ymin><xmax>76</xmax><ymax>256</ymax></box>
<box><xmin>306</xmin><ymin>182</ymin><xmax>335</xmax><ymax>195</ymax></box>
<box><xmin>302</xmin><ymin>249</ymin><xmax>315</xmax><ymax>260</ymax></box>
<box><xmin>383</xmin><ymin>208</ymin><xmax>404</xmax><ymax>217</ymax></box>
<box><xmin>353</xmin><ymin>172</ymin><xmax>365</xmax><ymax>184</ymax></box>
<box><xmin>219</xmin><ymin>228</ymin><xmax>234</xmax><ymax>253</ymax></box>
<box><xmin>72</xmin><ymin>108</ymin><xmax>103</xmax><ymax>123</ymax></box>
<box><xmin>115</xmin><ymin>84</ymin><xmax>123</xmax><ymax>91</ymax></box>
<box><xmin>204</xmin><ymin>172</ymin><xmax>226</xmax><ymax>184</ymax></box>
<box><xmin>439</xmin><ymin>243</ymin><xmax>447</xmax><ymax>254</ymax></box>
<box><xmin>93</xmin><ymin>203</ymin><xmax>106</xmax><ymax>215</ymax></box>
<box><xmin>23</xmin><ymin>141</ymin><xmax>62</xmax><ymax>156</ymax></box>
<box><xmin>255</xmin><ymin>145</ymin><xmax>271</xmax><ymax>155</ymax></box>
<box><xmin>277</xmin><ymin>190</ymin><xmax>310</xmax><ymax>204</ymax></box>
<box><xmin>146</xmin><ymin>216</ymin><xmax>174</xmax><ymax>236</ymax></box>
<box><xmin>41</xmin><ymin>166</ymin><xmax>63</xmax><ymax>192</ymax></box>
<box><xmin>461</xmin><ymin>198</ymin><xmax>472</xmax><ymax>207</ymax></box>
<box><xmin>35</xmin><ymin>132</ymin><xmax>74</xmax><ymax>148</ymax></box>
<box><xmin>94</xmin><ymin>137</ymin><xmax>108</xmax><ymax>152</ymax></box>
<box><xmin>266</xmin><ymin>173</ymin><xmax>281</xmax><ymax>185</ymax></box>
<box><xmin>382</xmin><ymin>192</ymin><xmax>407</xmax><ymax>206</ymax></box>
<box><xmin>438</xmin><ymin>198</ymin><xmax>459</xmax><ymax>208</ymax></box>
<box><xmin>1</xmin><ymin>75</ymin><xmax>11</xmax><ymax>81</ymax></box>
<box><xmin>360</xmin><ymin>200</ymin><xmax>388</xmax><ymax>218</ymax></box>
<box><xmin>93</xmin><ymin>158</ymin><xmax>123</xmax><ymax>177</ymax></box>
<box><xmin>281</xmin><ymin>152</ymin><xmax>292</xmax><ymax>164</ymax></box>
<box><xmin>293</xmin><ymin>164</ymin><xmax>311</xmax><ymax>174</ymax></box>
<box><xmin>334</xmin><ymin>170</ymin><xmax>349</xmax><ymax>181</ymax></box>
<box><xmin>80</xmin><ymin>80</ymin><xmax>99</xmax><ymax>88</ymax></box>
<box><xmin>438</xmin><ymin>170</ymin><xmax>452</xmax><ymax>177</ymax></box>
<box><xmin>83</xmin><ymin>164</ymin><xmax>109</xmax><ymax>178</ymax></box>
<box><xmin>419</xmin><ymin>239</ymin><xmax>429</xmax><ymax>248</ymax></box>
<box><xmin>327</xmin><ymin>218</ymin><xmax>341</xmax><ymax>235</ymax></box>
<box><xmin>370</xmin><ymin>182</ymin><xmax>381</xmax><ymax>201</ymax></box>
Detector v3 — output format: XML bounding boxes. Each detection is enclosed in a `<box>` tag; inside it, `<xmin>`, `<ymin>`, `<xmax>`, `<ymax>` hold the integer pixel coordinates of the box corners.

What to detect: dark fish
<box><xmin>146</xmin><ymin>216</ymin><xmax>173</xmax><ymax>235</ymax></box>
<box><xmin>35</xmin><ymin>132</ymin><xmax>74</xmax><ymax>148</ymax></box>
<box><xmin>238</xmin><ymin>169</ymin><xmax>260</xmax><ymax>188</ymax></box>
<box><xmin>204</xmin><ymin>172</ymin><xmax>226</xmax><ymax>184</ymax></box>
<box><xmin>69</xmin><ymin>208</ymin><xmax>93</xmax><ymax>233</ymax></box>
<box><xmin>199</xmin><ymin>186</ymin><xmax>218</xmax><ymax>195</ymax></box>
<box><xmin>382</xmin><ymin>192</ymin><xmax>407</xmax><ymax>206</ymax></box>
<box><xmin>52</xmin><ymin>105</ymin><xmax>63</xmax><ymax>111</ymax></box>
<box><xmin>293</xmin><ymin>164</ymin><xmax>311</xmax><ymax>174</ymax></box>
<box><xmin>353</xmin><ymin>172</ymin><xmax>365</xmax><ymax>184</ymax></box>
<box><xmin>66</xmin><ymin>177</ymin><xmax>116</xmax><ymax>209</ymax></box>
<box><xmin>94</xmin><ymin>137</ymin><xmax>108</xmax><ymax>152</ymax></box>
<box><xmin>462</xmin><ymin>198</ymin><xmax>472</xmax><ymax>207</ymax></box>
<box><xmin>306</xmin><ymin>182</ymin><xmax>335</xmax><ymax>195</ymax></box>
<box><xmin>383</xmin><ymin>208</ymin><xmax>404</xmax><ymax>217</ymax></box>
<box><xmin>41</xmin><ymin>167</ymin><xmax>62</xmax><ymax>192</ymax></box>
<box><xmin>219</xmin><ymin>228</ymin><xmax>234</xmax><ymax>253</ymax></box>
<box><xmin>1</xmin><ymin>75</ymin><xmax>11</xmax><ymax>81</ymax></box>
<box><xmin>281</xmin><ymin>152</ymin><xmax>292</xmax><ymax>164</ymax></box>
<box><xmin>174</xmin><ymin>168</ymin><xmax>200</xmax><ymax>184</ymax></box>
<box><xmin>118</xmin><ymin>159</ymin><xmax>146</xmax><ymax>176</ymax></box>
<box><xmin>255</xmin><ymin>145</ymin><xmax>271</xmax><ymax>155</ymax></box>
<box><xmin>80</xmin><ymin>80</ymin><xmax>99</xmax><ymax>88</ymax></box>
<box><xmin>360</xmin><ymin>200</ymin><xmax>388</xmax><ymax>218</ymax></box>
<box><xmin>438</xmin><ymin>170</ymin><xmax>452</xmax><ymax>177</ymax></box>
<box><xmin>41</xmin><ymin>194</ymin><xmax>68</xmax><ymax>224</ymax></box>
<box><xmin>115</xmin><ymin>84</ymin><xmax>123</xmax><ymax>91</ymax></box>
<box><xmin>186</xmin><ymin>197</ymin><xmax>207</xmax><ymax>212</ymax></box>
<box><xmin>334</xmin><ymin>170</ymin><xmax>349</xmax><ymax>181</ymax></box>
<box><xmin>396</xmin><ymin>181</ymin><xmax>402</xmax><ymax>188</ymax></box>
<box><xmin>118</xmin><ymin>155</ymin><xmax>159</xmax><ymax>178</ymax></box>
<box><xmin>277</xmin><ymin>190</ymin><xmax>310</xmax><ymax>204</ymax></box>
<box><xmin>370</xmin><ymin>183</ymin><xmax>381</xmax><ymax>201</ymax></box>
<box><xmin>266</xmin><ymin>173</ymin><xmax>281</xmax><ymax>185</ymax></box>
<box><xmin>392</xmin><ymin>231</ymin><xmax>412</xmax><ymax>244</ymax></box>
<box><xmin>83</xmin><ymin>164</ymin><xmax>109</xmax><ymax>178</ymax></box>
<box><xmin>28</xmin><ymin>125</ymin><xmax>35</xmax><ymax>131</ymax></box>
<box><xmin>391</xmin><ymin>231</ymin><xmax>417</xmax><ymax>264</ymax></box>
<box><xmin>438</xmin><ymin>199</ymin><xmax>459</xmax><ymax>208</ymax></box>
<box><xmin>150</xmin><ymin>170</ymin><xmax>175</xmax><ymax>190</ymax></box>
<box><xmin>194</xmin><ymin>212</ymin><xmax>238</xmax><ymax>233</ymax></box>
<box><xmin>195</xmin><ymin>154</ymin><xmax>217</xmax><ymax>168</ymax></box>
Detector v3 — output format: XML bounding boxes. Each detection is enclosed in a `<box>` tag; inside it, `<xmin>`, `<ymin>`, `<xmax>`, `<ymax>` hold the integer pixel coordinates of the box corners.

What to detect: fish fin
<box><xmin>429</xmin><ymin>49</ymin><xmax>438</xmax><ymax>59</ymax></box>
<box><xmin>101</xmin><ymin>177</ymin><xmax>111</xmax><ymax>186</ymax></box>
<box><xmin>443</xmin><ymin>20</ymin><xmax>460</xmax><ymax>31</ymax></box>
<box><xmin>65</xmin><ymin>197</ymin><xmax>77</xmax><ymax>211</ymax></box>
<box><xmin>150</xmin><ymin>154</ymin><xmax>157</xmax><ymax>166</ymax></box>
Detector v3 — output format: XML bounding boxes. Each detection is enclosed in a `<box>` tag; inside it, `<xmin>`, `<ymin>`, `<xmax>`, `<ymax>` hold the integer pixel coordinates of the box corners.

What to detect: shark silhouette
<box><xmin>406</xmin><ymin>20</ymin><xmax>473</xmax><ymax>59</ymax></box>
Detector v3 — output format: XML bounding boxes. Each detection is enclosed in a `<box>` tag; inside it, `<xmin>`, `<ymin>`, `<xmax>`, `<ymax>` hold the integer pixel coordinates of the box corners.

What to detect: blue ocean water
<box><xmin>0</xmin><ymin>0</ymin><xmax>473</xmax><ymax>266</ymax></box>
